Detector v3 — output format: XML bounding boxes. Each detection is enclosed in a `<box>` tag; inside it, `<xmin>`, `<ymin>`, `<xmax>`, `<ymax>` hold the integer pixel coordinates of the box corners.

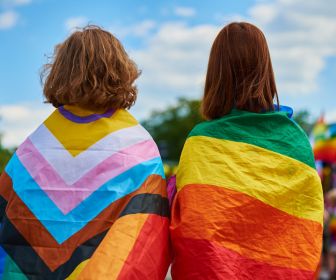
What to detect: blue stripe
<box><xmin>0</xmin><ymin>245</ymin><xmax>7</xmax><ymax>278</ymax></box>
<box><xmin>277</xmin><ymin>105</ymin><xmax>293</xmax><ymax>119</ymax></box>
<box><xmin>5</xmin><ymin>155</ymin><xmax>164</xmax><ymax>244</ymax></box>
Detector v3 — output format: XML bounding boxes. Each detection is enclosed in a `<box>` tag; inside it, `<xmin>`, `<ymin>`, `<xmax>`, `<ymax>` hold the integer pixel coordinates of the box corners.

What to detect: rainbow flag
<box><xmin>171</xmin><ymin>109</ymin><xmax>323</xmax><ymax>279</ymax></box>
<box><xmin>0</xmin><ymin>105</ymin><xmax>170</xmax><ymax>279</ymax></box>
<box><xmin>313</xmin><ymin>116</ymin><xmax>336</xmax><ymax>163</ymax></box>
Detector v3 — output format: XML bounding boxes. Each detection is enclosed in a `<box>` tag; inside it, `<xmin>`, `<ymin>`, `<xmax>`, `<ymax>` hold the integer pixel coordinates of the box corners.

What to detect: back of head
<box><xmin>202</xmin><ymin>22</ymin><xmax>278</xmax><ymax>120</ymax></box>
<box><xmin>41</xmin><ymin>25</ymin><xmax>140</xmax><ymax>111</ymax></box>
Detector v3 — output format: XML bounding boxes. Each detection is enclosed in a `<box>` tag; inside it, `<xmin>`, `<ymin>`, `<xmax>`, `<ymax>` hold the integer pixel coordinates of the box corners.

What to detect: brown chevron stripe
<box><xmin>0</xmin><ymin>172</ymin><xmax>167</xmax><ymax>271</ymax></box>
<box><xmin>0</xmin><ymin>194</ymin><xmax>169</xmax><ymax>280</ymax></box>
<box><xmin>0</xmin><ymin>207</ymin><xmax>107</xmax><ymax>280</ymax></box>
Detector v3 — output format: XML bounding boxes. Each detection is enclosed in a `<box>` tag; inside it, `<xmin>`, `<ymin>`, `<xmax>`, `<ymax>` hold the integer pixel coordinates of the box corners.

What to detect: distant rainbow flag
<box><xmin>313</xmin><ymin>115</ymin><xmax>336</xmax><ymax>163</ymax></box>
<box><xmin>0</xmin><ymin>105</ymin><xmax>170</xmax><ymax>279</ymax></box>
<box><xmin>171</xmin><ymin>109</ymin><xmax>323</xmax><ymax>279</ymax></box>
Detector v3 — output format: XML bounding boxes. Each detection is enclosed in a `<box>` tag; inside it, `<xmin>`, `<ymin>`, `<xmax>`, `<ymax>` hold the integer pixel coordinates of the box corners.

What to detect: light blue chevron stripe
<box><xmin>5</xmin><ymin>154</ymin><xmax>164</xmax><ymax>244</ymax></box>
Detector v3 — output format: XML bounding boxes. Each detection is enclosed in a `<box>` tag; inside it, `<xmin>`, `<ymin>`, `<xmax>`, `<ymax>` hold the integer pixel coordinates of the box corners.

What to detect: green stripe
<box><xmin>189</xmin><ymin>109</ymin><xmax>315</xmax><ymax>168</ymax></box>
<box><xmin>315</xmin><ymin>135</ymin><xmax>326</xmax><ymax>142</ymax></box>
<box><xmin>2</xmin><ymin>256</ymin><xmax>28</xmax><ymax>280</ymax></box>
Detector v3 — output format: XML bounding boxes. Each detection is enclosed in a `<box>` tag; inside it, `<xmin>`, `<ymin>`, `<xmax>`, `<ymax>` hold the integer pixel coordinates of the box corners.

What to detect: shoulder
<box><xmin>186</xmin><ymin>110</ymin><xmax>315</xmax><ymax>169</ymax></box>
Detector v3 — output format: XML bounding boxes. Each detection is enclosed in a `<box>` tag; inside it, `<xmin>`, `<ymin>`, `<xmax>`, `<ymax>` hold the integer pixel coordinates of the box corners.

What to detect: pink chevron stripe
<box><xmin>17</xmin><ymin>138</ymin><xmax>160</xmax><ymax>214</ymax></box>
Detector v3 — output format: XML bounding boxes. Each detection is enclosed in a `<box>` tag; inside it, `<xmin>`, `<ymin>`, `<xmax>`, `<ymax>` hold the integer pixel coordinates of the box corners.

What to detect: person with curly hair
<box><xmin>0</xmin><ymin>26</ymin><xmax>171</xmax><ymax>279</ymax></box>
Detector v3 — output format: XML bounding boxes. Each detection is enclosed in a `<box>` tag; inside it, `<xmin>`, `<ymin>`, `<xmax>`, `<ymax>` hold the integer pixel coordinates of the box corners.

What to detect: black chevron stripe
<box><xmin>0</xmin><ymin>194</ymin><xmax>169</xmax><ymax>280</ymax></box>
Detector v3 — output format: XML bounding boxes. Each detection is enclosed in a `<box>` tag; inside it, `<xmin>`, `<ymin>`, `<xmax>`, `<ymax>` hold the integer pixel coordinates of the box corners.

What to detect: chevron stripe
<box><xmin>66</xmin><ymin>260</ymin><xmax>88</xmax><ymax>279</ymax></box>
<box><xmin>5</xmin><ymin>155</ymin><xmax>165</xmax><ymax>243</ymax></box>
<box><xmin>0</xmin><ymin>172</ymin><xmax>166</xmax><ymax>271</ymax></box>
<box><xmin>17</xmin><ymin>138</ymin><xmax>159</xmax><ymax>214</ymax></box>
<box><xmin>26</xmin><ymin>124</ymin><xmax>152</xmax><ymax>185</ymax></box>
<box><xmin>115</xmin><ymin>214</ymin><xmax>171</xmax><ymax>280</ymax></box>
<box><xmin>0</xmin><ymin>246</ymin><xmax>7</xmax><ymax>278</ymax></box>
<box><xmin>58</xmin><ymin>106</ymin><xmax>114</xmax><ymax>123</ymax></box>
<box><xmin>79</xmin><ymin>214</ymin><xmax>170</xmax><ymax>280</ymax></box>
<box><xmin>0</xmin><ymin>195</ymin><xmax>169</xmax><ymax>279</ymax></box>
<box><xmin>1</xmin><ymin>254</ymin><xmax>28</xmax><ymax>280</ymax></box>
<box><xmin>44</xmin><ymin>109</ymin><xmax>138</xmax><ymax>156</ymax></box>
<box><xmin>0</xmin><ymin>212</ymin><xmax>107</xmax><ymax>280</ymax></box>
<box><xmin>0</xmin><ymin>107</ymin><xmax>170</xmax><ymax>279</ymax></box>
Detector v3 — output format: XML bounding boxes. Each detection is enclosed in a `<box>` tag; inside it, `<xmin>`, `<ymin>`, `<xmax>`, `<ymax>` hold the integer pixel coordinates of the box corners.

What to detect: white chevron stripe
<box><xmin>28</xmin><ymin>124</ymin><xmax>152</xmax><ymax>184</ymax></box>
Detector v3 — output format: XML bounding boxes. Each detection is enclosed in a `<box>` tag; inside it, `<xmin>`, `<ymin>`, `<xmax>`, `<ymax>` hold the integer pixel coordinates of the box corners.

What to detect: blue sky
<box><xmin>0</xmin><ymin>0</ymin><xmax>335</xmax><ymax>147</ymax></box>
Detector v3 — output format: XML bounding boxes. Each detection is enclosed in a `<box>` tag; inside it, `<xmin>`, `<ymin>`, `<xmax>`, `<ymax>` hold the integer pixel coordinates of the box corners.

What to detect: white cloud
<box><xmin>3</xmin><ymin>0</ymin><xmax>336</xmax><ymax>144</ymax></box>
<box><xmin>129</xmin><ymin>20</ymin><xmax>156</xmax><ymax>37</ymax></box>
<box><xmin>248</xmin><ymin>0</ymin><xmax>336</xmax><ymax>96</ymax></box>
<box><xmin>0</xmin><ymin>10</ymin><xmax>18</xmax><ymax>29</ymax></box>
<box><xmin>13</xmin><ymin>0</ymin><xmax>31</xmax><ymax>4</ymax></box>
<box><xmin>65</xmin><ymin>16</ymin><xmax>88</xmax><ymax>31</ymax></box>
<box><xmin>130</xmin><ymin>22</ymin><xmax>220</xmax><ymax>119</ymax></box>
<box><xmin>214</xmin><ymin>13</ymin><xmax>245</xmax><ymax>24</ymax></box>
<box><xmin>174</xmin><ymin>7</ymin><xmax>196</xmax><ymax>17</ymax></box>
<box><xmin>325</xmin><ymin>111</ymin><xmax>336</xmax><ymax>124</ymax></box>
<box><xmin>110</xmin><ymin>20</ymin><xmax>156</xmax><ymax>38</ymax></box>
<box><xmin>132</xmin><ymin>22</ymin><xmax>219</xmax><ymax>91</ymax></box>
<box><xmin>249</xmin><ymin>4</ymin><xmax>277</xmax><ymax>24</ymax></box>
<box><xmin>0</xmin><ymin>103</ymin><xmax>53</xmax><ymax>147</ymax></box>
<box><xmin>127</xmin><ymin>0</ymin><xmax>336</xmax><ymax>119</ymax></box>
<box><xmin>0</xmin><ymin>0</ymin><xmax>32</xmax><ymax>31</ymax></box>
<box><xmin>0</xmin><ymin>0</ymin><xmax>31</xmax><ymax>7</ymax></box>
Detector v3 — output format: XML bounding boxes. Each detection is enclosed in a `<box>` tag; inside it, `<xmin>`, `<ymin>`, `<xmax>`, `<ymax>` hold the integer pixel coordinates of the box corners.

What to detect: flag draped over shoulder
<box><xmin>0</xmin><ymin>105</ymin><xmax>170</xmax><ymax>280</ymax></box>
<box><xmin>170</xmin><ymin>109</ymin><xmax>323</xmax><ymax>280</ymax></box>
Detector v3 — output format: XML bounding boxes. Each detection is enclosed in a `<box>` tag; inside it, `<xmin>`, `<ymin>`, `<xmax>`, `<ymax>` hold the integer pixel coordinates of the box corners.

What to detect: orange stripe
<box><xmin>77</xmin><ymin>214</ymin><xmax>148</xmax><ymax>279</ymax></box>
<box><xmin>170</xmin><ymin>184</ymin><xmax>322</xmax><ymax>271</ymax></box>
<box><xmin>0</xmin><ymin>172</ymin><xmax>166</xmax><ymax>271</ymax></box>
<box><xmin>116</xmin><ymin>214</ymin><xmax>171</xmax><ymax>280</ymax></box>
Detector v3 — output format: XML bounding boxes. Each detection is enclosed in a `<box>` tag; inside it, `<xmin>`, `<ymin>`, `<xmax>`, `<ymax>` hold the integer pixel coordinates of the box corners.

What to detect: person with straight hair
<box><xmin>170</xmin><ymin>22</ymin><xmax>323</xmax><ymax>279</ymax></box>
<box><xmin>0</xmin><ymin>25</ymin><xmax>170</xmax><ymax>279</ymax></box>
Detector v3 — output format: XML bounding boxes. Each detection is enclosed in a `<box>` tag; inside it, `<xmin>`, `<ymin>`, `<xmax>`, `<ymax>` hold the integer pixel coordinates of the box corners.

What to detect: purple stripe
<box><xmin>58</xmin><ymin>106</ymin><xmax>115</xmax><ymax>123</ymax></box>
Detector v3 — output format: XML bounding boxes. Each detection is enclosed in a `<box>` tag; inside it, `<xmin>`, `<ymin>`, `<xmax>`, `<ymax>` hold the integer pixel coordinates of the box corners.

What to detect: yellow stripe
<box><xmin>315</xmin><ymin>138</ymin><xmax>336</xmax><ymax>150</ymax></box>
<box><xmin>44</xmin><ymin>109</ymin><xmax>138</xmax><ymax>156</ymax></box>
<box><xmin>177</xmin><ymin>136</ymin><xmax>323</xmax><ymax>224</ymax></box>
<box><xmin>77</xmin><ymin>214</ymin><xmax>148</xmax><ymax>280</ymax></box>
<box><xmin>66</xmin><ymin>260</ymin><xmax>89</xmax><ymax>280</ymax></box>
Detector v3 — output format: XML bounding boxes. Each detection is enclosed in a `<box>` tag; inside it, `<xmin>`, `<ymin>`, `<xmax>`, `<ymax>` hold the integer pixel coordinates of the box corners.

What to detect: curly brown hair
<box><xmin>41</xmin><ymin>25</ymin><xmax>140</xmax><ymax>110</ymax></box>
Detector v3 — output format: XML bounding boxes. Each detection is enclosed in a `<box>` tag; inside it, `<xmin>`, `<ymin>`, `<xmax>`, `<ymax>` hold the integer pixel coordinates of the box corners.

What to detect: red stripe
<box><xmin>116</xmin><ymin>214</ymin><xmax>171</xmax><ymax>280</ymax></box>
<box><xmin>171</xmin><ymin>238</ymin><xmax>314</xmax><ymax>280</ymax></box>
<box><xmin>170</xmin><ymin>184</ymin><xmax>322</xmax><ymax>271</ymax></box>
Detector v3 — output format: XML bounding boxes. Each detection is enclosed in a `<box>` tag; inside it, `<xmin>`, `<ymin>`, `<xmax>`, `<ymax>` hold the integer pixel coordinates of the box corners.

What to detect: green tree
<box><xmin>293</xmin><ymin>110</ymin><xmax>315</xmax><ymax>136</ymax></box>
<box><xmin>0</xmin><ymin>146</ymin><xmax>12</xmax><ymax>173</ymax></box>
<box><xmin>142</xmin><ymin>98</ymin><xmax>202</xmax><ymax>162</ymax></box>
<box><xmin>0</xmin><ymin>118</ymin><xmax>14</xmax><ymax>173</ymax></box>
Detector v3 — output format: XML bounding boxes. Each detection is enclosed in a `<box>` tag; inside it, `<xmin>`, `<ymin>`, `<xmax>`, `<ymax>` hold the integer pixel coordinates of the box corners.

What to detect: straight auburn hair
<box><xmin>201</xmin><ymin>22</ymin><xmax>279</xmax><ymax>120</ymax></box>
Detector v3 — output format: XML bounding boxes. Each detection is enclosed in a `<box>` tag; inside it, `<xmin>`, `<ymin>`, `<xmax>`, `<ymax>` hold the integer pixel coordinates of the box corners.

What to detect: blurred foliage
<box><xmin>0</xmin><ymin>121</ymin><xmax>14</xmax><ymax>173</ymax></box>
<box><xmin>0</xmin><ymin>147</ymin><xmax>12</xmax><ymax>173</ymax></box>
<box><xmin>163</xmin><ymin>163</ymin><xmax>178</xmax><ymax>178</ymax></box>
<box><xmin>0</xmin><ymin>134</ymin><xmax>13</xmax><ymax>173</ymax></box>
<box><xmin>293</xmin><ymin>109</ymin><xmax>315</xmax><ymax>136</ymax></box>
<box><xmin>142</xmin><ymin>98</ymin><xmax>203</xmax><ymax>162</ymax></box>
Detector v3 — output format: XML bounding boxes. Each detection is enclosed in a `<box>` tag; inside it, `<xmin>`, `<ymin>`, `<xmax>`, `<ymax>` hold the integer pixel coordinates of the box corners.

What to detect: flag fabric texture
<box><xmin>0</xmin><ymin>105</ymin><xmax>170</xmax><ymax>280</ymax></box>
<box><xmin>170</xmin><ymin>109</ymin><xmax>323</xmax><ymax>280</ymax></box>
